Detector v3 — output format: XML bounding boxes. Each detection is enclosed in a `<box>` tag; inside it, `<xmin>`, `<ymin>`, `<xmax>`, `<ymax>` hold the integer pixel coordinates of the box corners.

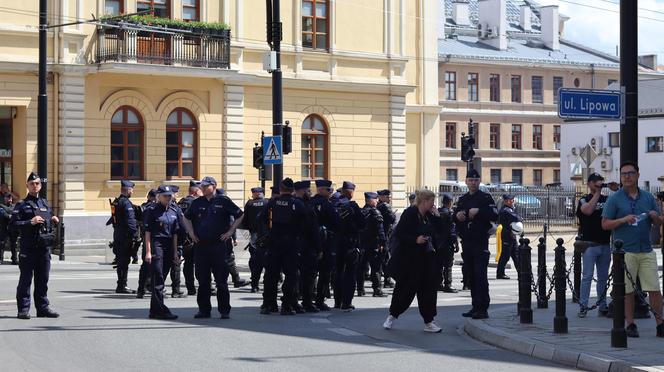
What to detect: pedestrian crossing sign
<box><xmin>263</xmin><ymin>135</ymin><xmax>283</xmax><ymax>165</ymax></box>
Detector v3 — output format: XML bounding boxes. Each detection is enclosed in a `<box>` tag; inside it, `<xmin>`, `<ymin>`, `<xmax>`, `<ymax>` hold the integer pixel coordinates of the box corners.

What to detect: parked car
<box><xmin>485</xmin><ymin>183</ymin><xmax>542</xmax><ymax>217</ymax></box>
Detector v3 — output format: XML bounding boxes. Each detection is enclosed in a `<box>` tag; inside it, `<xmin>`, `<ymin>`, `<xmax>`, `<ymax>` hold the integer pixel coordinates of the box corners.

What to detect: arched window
<box><xmin>166</xmin><ymin>108</ymin><xmax>197</xmax><ymax>179</ymax></box>
<box><xmin>301</xmin><ymin>114</ymin><xmax>328</xmax><ymax>179</ymax></box>
<box><xmin>111</xmin><ymin>106</ymin><xmax>144</xmax><ymax>179</ymax></box>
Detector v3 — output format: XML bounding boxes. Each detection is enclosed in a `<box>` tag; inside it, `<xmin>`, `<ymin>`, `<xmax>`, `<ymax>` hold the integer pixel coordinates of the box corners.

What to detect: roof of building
<box><xmin>608</xmin><ymin>78</ymin><xmax>664</xmax><ymax>116</ymax></box>
<box><xmin>438</xmin><ymin>35</ymin><xmax>620</xmax><ymax>67</ymax></box>
<box><xmin>443</xmin><ymin>0</ymin><xmax>543</xmax><ymax>32</ymax></box>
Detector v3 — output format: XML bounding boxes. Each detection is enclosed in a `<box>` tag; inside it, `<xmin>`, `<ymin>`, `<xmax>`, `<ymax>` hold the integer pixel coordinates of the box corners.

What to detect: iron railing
<box><xmin>95</xmin><ymin>24</ymin><xmax>230</xmax><ymax>69</ymax></box>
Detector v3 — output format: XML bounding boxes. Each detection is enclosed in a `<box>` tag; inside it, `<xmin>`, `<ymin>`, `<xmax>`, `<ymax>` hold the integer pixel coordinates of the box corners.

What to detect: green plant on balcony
<box><xmin>101</xmin><ymin>14</ymin><xmax>229</xmax><ymax>37</ymax></box>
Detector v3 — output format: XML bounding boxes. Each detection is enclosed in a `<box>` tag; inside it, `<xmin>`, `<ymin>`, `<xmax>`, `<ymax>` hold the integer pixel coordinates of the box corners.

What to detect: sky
<box><xmin>539</xmin><ymin>0</ymin><xmax>664</xmax><ymax>62</ymax></box>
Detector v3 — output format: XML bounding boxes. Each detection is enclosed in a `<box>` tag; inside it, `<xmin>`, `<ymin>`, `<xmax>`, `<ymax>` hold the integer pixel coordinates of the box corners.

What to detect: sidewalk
<box><xmin>465</xmin><ymin>301</ymin><xmax>664</xmax><ymax>372</ymax></box>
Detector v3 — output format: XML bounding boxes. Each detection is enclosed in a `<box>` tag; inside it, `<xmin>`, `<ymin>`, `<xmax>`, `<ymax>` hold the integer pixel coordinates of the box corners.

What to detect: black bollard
<box><xmin>553</xmin><ymin>238</ymin><xmax>568</xmax><ymax>334</ymax></box>
<box><xmin>59</xmin><ymin>223</ymin><xmax>65</xmax><ymax>261</ymax></box>
<box><xmin>519</xmin><ymin>238</ymin><xmax>533</xmax><ymax>324</ymax></box>
<box><xmin>573</xmin><ymin>238</ymin><xmax>582</xmax><ymax>303</ymax></box>
<box><xmin>516</xmin><ymin>237</ymin><xmax>525</xmax><ymax>314</ymax></box>
<box><xmin>611</xmin><ymin>240</ymin><xmax>627</xmax><ymax>348</ymax></box>
<box><xmin>537</xmin><ymin>236</ymin><xmax>548</xmax><ymax>309</ymax></box>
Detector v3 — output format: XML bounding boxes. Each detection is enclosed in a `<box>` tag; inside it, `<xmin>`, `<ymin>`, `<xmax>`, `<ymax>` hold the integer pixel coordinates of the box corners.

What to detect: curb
<box><xmin>463</xmin><ymin>318</ymin><xmax>657</xmax><ymax>372</ymax></box>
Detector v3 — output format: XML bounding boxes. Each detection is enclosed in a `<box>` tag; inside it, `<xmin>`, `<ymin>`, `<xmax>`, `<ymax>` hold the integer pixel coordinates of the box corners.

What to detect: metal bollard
<box><xmin>573</xmin><ymin>238</ymin><xmax>582</xmax><ymax>303</ymax></box>
<box><xmin>516</xmin><ymin>237</ymin><xmax>525</xmax><ymax>314</ymax></box>
<box><xmin>611</xmin><ymin>240</ymin><xmax>627</xmax><ymax>348</ymax></box>
<box><xmin>519</xmin><ymin>238</ymin><xmax>533</xmax><ymax>324</ymax></box>
<box><xmin>537</xmin><ymin>236</ymin><xmax>548</xmax><ymax>309</ymax></box>
<box><xmin>553</xmin><ymin>238</ymin><xmax>568</xmax><ymax>334</ymax></box>
<box><xmin>59</xmin><ymin>223</ymin><xmax>65</xmax><ymax>261</ymax></box>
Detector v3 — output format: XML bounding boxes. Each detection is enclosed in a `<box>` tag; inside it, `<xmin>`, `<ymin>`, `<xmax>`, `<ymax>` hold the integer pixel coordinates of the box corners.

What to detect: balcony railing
<box><xmin>95</xmin><ymin>24</ymin><xmax>230</xmax><ymax>69</ymax></box>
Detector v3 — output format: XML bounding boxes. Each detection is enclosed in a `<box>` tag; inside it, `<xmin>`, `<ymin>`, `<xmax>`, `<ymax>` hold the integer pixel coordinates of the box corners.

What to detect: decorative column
<box><xmin>58</xmin><ymin>71</ymin><xmax>86</xmax><ymax>216</ymax></box>
<box><xmin>223</xmin><ymin>85</ymin><xmax>245</xmax><ymax>202</ymax></box>
<box><xmin>389</xmin><ymin>95</ymin><xmax>407</xmax><ymax>208</ymax></box>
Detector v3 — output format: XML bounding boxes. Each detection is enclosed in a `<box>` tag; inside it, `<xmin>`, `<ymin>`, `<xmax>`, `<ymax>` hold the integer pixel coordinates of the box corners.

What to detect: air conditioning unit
<box><xmin>603</xmin><ymin>147</ymin><xmax>612</xmax><ymax>155</ymax></box>
<box><xmin>477</xmin><ymin>23</ymin><xmax>488</xmax><ymax>38</ymax></box>
<box><xmin>571</xmin><ymin>147</ymin><xmax>577</xmax><ymax>155</ymax></box>
<box><xmin>601</xmin><ymin>158</ymin><xmax>613</xmax><ymax>171</ymax></box>
<box><xmin>489</xmin><ymin>26</ymin><xmax>499</xmax><ymax>38</ymax></box>
<box><xmin>590</xmin><ymin>136</ymin><xmax>603</xmax><ymax>154</ymax></box>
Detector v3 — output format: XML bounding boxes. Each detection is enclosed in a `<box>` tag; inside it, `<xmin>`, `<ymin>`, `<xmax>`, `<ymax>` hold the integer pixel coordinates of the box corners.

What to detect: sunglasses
<box><xmin>620</xmin><ymin>171</ymin><xmax>637</xmax><ymax>178</ymax></box>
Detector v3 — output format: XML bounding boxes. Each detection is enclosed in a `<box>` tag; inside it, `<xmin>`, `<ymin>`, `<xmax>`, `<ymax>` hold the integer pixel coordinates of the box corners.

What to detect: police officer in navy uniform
<box><xmin>496</xmin><ymin>194</ymin><xmax>522</xmax><ymax>280</ymax></box>
<box><xmin>437</xmin><ymin>193</ymin><xmax>458</xmax><ymax>293</ymax></box>
<box><xmin>310</xmin><ymin>180</ymin><xmax>339</xmax><ymax>311</ymax></box>
<box><xmin>183</xmin><ymin>176</ymin><xmax>244</xmax><ymax>319</ymax></box>
<box><xmin>160</xmin><ymin>185</ymin><xmax>188</xmax><ymax>298</ymax></box>
<box><xmin>260</xmin><ymin>178</ymin><xmax>311</xmax><ymax>315</ymax></box>
<box><xmin>111</xmin><ymin>180</ymin><xmax>139</xmax><ymax>294</ymax></box>
<box><xmin>454</xmin><ymin>169</ymin><xmax>498</xmax><ymax>320</ymax></box>
<box><xmin>333</xmin><ymin>181</ymin><xmax>366</xmax><ymax>311</ymax></box>
<box><xmin>377</xmin><ymin>189</ymin><xmax>396</xmax><ymax>288</ymax></box>
<box><xmin>178</xmin><ymin>180</ymin><xmax>202</xmax><ymax>295</ymax></box>
<box><xmin>242</xmin><ymin>187</ymin><xmax>267</xmax><ymax>293</ymax></box>
<box><xmin>1</xmin><ymin>192</ymin><xmax>19</xmax><ymax>264</ymax></box>
<box><xmin>142</xmin><ymin>185</ymin><xmax>179</xmax><ymax>320</ymax></box>
<box><xmin>358</xmin><ymin>192</ymin><xmax>387</xmax><ymax>297</ymax></box>
<box><xmin>13</xmin><ymin>172</ymin><xmax>60</xmax><ymax>319</ymax></box>
<box><xmin>136</xmin><ymin>189</ymin><xmax>157</xmax><ymax>298</ymax></box>
<box><xmin>294</xmin><ymin>180</ymin><xmax>321</xmax><ymax>313</ymax></box>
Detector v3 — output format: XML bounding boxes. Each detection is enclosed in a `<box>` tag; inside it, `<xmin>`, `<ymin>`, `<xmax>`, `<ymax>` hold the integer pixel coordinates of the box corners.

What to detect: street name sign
<box><xmin>263</xmin><ymin>135</ymin><xmax>283</xmax><ymax>165</ymax></box>
<box><xmin>558</xmin><ymin>88</ymin><xmax>622</xmax><ymax>119</ymax></box>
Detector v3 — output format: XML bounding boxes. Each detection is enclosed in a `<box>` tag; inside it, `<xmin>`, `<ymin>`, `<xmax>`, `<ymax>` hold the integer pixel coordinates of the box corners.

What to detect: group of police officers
<box><xmin>10</xmin><ymin>168</ymin><xmax>526</xmax><ymax>326</ymax></box>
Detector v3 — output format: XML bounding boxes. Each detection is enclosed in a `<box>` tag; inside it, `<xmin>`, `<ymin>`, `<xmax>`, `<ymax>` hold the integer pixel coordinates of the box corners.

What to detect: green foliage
<box><xmin>103</xmin><ymin>15</ymin><xmax>230</xmax><ymax>33</ymax></box>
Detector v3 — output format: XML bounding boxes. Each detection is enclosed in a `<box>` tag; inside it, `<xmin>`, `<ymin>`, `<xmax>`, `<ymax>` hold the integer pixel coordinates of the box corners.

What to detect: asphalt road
<box><xmin>0</xmin><ymin>250</ymin><xmax>583</xmax><ymax>372</ymax></box>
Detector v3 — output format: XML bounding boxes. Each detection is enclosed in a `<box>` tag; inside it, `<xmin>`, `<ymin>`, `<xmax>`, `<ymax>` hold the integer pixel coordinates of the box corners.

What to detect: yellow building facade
<box><xmin>0</xmin><ymin>0</ymin><xmax>440</xmax><ymax>251</ymax></box>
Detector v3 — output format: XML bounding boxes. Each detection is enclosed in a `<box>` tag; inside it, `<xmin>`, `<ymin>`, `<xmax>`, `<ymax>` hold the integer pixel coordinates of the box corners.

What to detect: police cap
<box><xmin>442</xmin><ymin>193</ymin><xmax>453</xmax><ymax>203</ymax></box>
<box><xmin>315</xmin><ymin>179</ymin><xmax>332</xmax><ymax>188</ymax></box>
<box><xmin>251</xmin><ymin>187</ymin><xmax>264</xmax><ymax>194</ymax></box>
<box><xmin>465</xmin><ymin>169</ymin><xmax>481</xmax><ymax>179</ymax></box>
<box><xmin>502</xmin><ymin>194</ymin><xmax>515</xmax><ymax>200</ymax></box>
<box><xmin>189</xmin><ymin>180</ymin><xmax>201</xmax><ymax>188</ymax></box>
<box><xmin>156</xmin><ymin>185</ymin><xmax>174</xmax><ymax>196</ymax></box>
<box><xmin>408</xmin><ymin>193</ymin><xmax>416</xmax><ymax>201</ymax></box>
<box><xmin>167</xmin><ymin>185</ymin><xmax>180</xmax><ymax>194</ymax></box>
<box><xmin>364</xmin><ymin>192</ymin><xmax>378</xmax><ymax>199</ymax></box>
<box><xmin>377</xmin><ymin>189</ymin><xmax>391</xmax><ymax>196</ymax></box>
<box><xmin>120</xmin><ymin>179</ymin><xmax>135</xmax><ymax>188</ymax></box>
<box><xmin>294</xmin><ymin>180</ymin><xmax>311</xmax><ymax>191</ymax></box>
<box><xmin>342</xmin><ymin>181</ymin><xmax>356</xmax><ymax>190</ymax></box>
<box><xmin>200</xmin><ymin>176</ymin><xmax>217</xmax><ymax>187</ymax></box>
<box><xmin>280</xmin><ymin>178</ymin><xmax>294</xmax><ymax>191</ymax></box>
<box><xmin>27</xmin><ymin>172</ymin><xmax>40</xmax><ymax>183</ymax></box>
<box><xmin>147</xmin><ymin>189</ymin><xmax>157</xmax><ymax>198</ymax></box>
<box><xmin>587</xmin><ymin>172</ymin><xmax>604</xmax><ymax>182</ymax></box>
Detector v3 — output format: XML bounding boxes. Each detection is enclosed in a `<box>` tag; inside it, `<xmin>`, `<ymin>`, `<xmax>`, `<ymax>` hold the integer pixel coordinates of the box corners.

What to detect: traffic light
<box><xmin>283</xmin><ymin>121</ymin><xmax>292</xmax><ymax>154</ymax></box>
<box><xmin>253</xmin><ymin>143</ymin><xmax>264</xmax><ymax>169</ymax></box>
<box><xmin>461</xmin><ymin>134</ymin><xmax>475</xmax><ymax>162</ymax></box>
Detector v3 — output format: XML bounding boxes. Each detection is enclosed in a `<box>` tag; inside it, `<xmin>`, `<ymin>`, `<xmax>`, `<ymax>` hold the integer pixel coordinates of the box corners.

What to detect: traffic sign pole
<box><xmin>267</xmin><ymin>0</ymin><xmax>283</xmax><ymax>191</ymax></box>
<box><xmin>620</xmin><ymin>0</ymin><xmax>638</xmax><ymax>165</ymax></box>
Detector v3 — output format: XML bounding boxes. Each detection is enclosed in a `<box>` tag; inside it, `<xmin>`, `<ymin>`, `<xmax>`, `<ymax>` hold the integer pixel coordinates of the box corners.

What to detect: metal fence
<box><xmin>405</xmin><ymin>184</ymin><xmax>664</xmax><ymax>234</ymax></box>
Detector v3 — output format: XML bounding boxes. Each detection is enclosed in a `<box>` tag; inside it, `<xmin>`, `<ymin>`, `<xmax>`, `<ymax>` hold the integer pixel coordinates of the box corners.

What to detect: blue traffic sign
<box><xmin>558</xmin><ymin>88</ymin><xmax>622</xmax><ymax>119</ymax></box>
<box><xmin>263</xmin><ymin>135</ymin><xmax>283</xmax><ymax>165</ymax></box>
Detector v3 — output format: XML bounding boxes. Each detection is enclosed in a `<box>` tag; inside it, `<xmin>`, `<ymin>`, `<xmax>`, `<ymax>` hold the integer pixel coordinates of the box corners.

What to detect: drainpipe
<box><xmin>590</xmin><ymin>63</ymin><xmax>595</xmax><ymax>89</ymax></box>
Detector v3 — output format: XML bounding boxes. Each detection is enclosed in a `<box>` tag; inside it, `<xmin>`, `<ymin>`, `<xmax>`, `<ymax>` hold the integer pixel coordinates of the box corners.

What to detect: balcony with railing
<box><xmin>95</xmin><ymin>19</ymin><xmax>230</xmax><ymax>69</ymax></box>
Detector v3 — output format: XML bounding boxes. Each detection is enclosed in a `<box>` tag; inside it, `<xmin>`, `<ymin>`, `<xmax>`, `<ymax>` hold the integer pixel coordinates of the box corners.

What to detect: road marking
<box><xmin>327</xmin><ymin>327</ymin><xmax>363</xmax><ymax>336</ymax></box>
<box><xmin>310</xmin><ymin>318</ymin><xmax>331</xmax><ymax>324</ymax></box>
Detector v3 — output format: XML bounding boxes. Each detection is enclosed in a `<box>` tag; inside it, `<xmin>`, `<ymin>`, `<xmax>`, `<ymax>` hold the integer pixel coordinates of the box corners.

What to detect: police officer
<box><xmin>437</xmin><ymin>193</ymin><xmax>458</xmax><ymax>293</ymax></box>
<box><xmin>310</xmin><ymin>180</ymin><xmax>339</xmax><ymax>311</ymax></box>
<box><xmin>358</xmin><ymin>192</ymin><xmax>387</xmax><ymax>297</ymax></box>
<box><xmin>1</xmin><ymin>192</ymin><xmax>19</xmax><ymax>264</ymax></box>
<box><xmin>13</xmin><ymin>172</ymin><xmax>59</xmax><ymax>319</ymax></box>
<box><xmin>183</xmin><ymin>176</ymin><xmax>244</xmax><ymax>319</ymax></box>
<box><xmin>110</xmin><ymin>180</ymin><xmax>139</xmax><ymax>294</ymax></box>
<box><xmin>136</xmin><ymin>189</ymin><xmax>157</xmax><ymax>299</ymax></box>
<box><xmin>377</xmin><ymin>189</ymin><xmax>396</xmax><ymax>288</ymax></box>
<box><xmin>162</xmin><ymin>185</ymin><xmax>187</xmax><ymax>298</ymax></box>
<box><xmin>142</xmin><ymin>185</ymin><xmax>179</xmax><ymax>320</ymax></box>
<box><xmin>294</xmin><ymin>180</ymin><xmax>320</xmax><ymax>313</ymax></box>
<box><xmin>178</xmin><ymin>180</ymin><xmax>202</xmax><ymax>295</ymax></box>
<box><xmin>454</xmin><ymin>169</ymin><xmax>498</xmax><ymax>320</ymax></box>
<box><xmin>496</xmin><ymin>194</ymin><xmax>522</xmax><ymax>280</ymax></box>
<box><xmin>243</xmin><ymin>187</ymin><xmax>267</xmax><ymax>293</ymax></box>
<box><xmin>333</xmin><ymin>181</ymin><xmax>366</xmax><ymax>312</ymax></box>
<box><xmin>260</xmin><ymin>178</ymin><xmax>311</xmax><ymax>315</ymax></box>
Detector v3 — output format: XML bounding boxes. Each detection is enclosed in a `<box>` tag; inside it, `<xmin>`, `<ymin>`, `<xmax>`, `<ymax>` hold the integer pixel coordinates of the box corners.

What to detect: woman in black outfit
<box><xmin>383</xmin><ymin>189</ymin><xmax>442</xmax><ymax>333</ymax></box>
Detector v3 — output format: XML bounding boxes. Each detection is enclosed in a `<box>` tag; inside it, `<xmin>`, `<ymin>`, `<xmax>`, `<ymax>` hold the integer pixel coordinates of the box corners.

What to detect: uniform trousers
<box><xmin>248</xmin><ymin>233</ymin><xmax>265</xmax><ymax>289</ymax></box>
<box><xmin>315</xmin><ymin>240</ymin><xmax>335</xmax><ymax>304</ymax></box>
<box><xmin>149</xmin><ymin>238</ymin><xmax>172</xmax><ymax>316</ymax></box>
<box><xmin>356</xmin><ymin>247</ymin><xmax>383</xmax><ymax>291</ymax></box>
<box><xmin>496</xmin><ymin>240</ymin><xmax>519</xmax><ymax>277</ymax></box>
<box><xmin>16</xmin><ymin>246</ymin><xmax>51</xmax><ymax>313</ymax></box>
<box><xmin>462</xmin><ymin>238</ymin><xmax>491</xmax><ymax>312</ymax></box>
<box><xmin>263</xmin><ymin>236</ymin><xmax>298</xmax><ymax>308</ymax></box>
<box><xmin>194</xmin><ymin>241</ymin><xmax>231</xmax><ymax>315</ymax></box>
<box><xmin>182</xmin><ymin>243</ymin><xmax>196</xmax><ymax>292</ymax></box>
<box><xmin>334</xmin><ymin>239</ymin><xmax>358</xmax><ymax>306</ymax></box>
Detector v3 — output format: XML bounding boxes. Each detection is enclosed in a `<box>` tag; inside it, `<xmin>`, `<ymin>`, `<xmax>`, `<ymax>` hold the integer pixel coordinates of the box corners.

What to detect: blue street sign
<box><xmin>263</xmin><ymin>135</ymin><xmax>283</xmax><ymax>165</ymax></box>
<box><xmin>558</xmin><ymin>88</ymin><xmax>622</xmax><ymax>119</ymax></box>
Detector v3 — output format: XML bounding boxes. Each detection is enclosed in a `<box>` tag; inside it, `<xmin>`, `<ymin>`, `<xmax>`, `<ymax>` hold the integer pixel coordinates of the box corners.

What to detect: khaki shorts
<box><xmin>624</xmin><ymin>251</ymin><xmax>661</xmax><ymax>294</ymax></box>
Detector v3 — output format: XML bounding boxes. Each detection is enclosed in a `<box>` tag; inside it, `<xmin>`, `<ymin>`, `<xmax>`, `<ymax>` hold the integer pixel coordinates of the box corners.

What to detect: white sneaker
<box><xmin>424</xmin><ymin>321</ymin><xmax>442</xmax><ymax>333</ymax></box>
<box><xmin>383</xmin><ymin>315</ymin><xmax>395</xmax><ymax>330</ymax></box>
